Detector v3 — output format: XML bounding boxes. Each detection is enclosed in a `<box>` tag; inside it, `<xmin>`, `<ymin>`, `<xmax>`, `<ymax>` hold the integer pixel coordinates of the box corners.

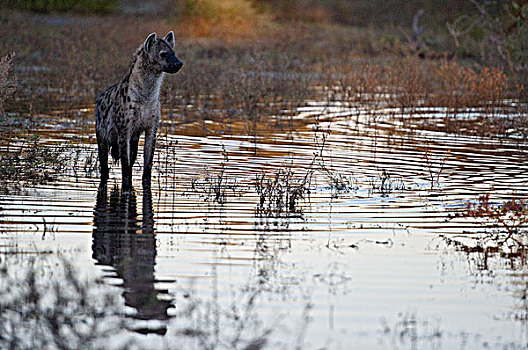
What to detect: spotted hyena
<box><xmin>95</xmin><ymin>31</ymin><xmax>183</xmax><ymax>188</ymax></box>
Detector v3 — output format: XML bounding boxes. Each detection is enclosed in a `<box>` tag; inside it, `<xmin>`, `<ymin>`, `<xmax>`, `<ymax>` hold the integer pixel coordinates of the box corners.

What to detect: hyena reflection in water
<box><xmin>93</xmin><ymin>186</ymin><xmax>173</xmax><ymax>335</ymax></box>
<box><xmin>95</xmin><ymin>32</ymin><xmax>183</xmax><ymax>188</ymax></box>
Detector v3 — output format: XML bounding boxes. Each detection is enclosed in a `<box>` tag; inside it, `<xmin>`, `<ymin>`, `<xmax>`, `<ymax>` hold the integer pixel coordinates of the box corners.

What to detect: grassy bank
<box><xmin>0</xmin><ymin>9</ymin><xmax>523</xmax><ymax>118</ymax></box>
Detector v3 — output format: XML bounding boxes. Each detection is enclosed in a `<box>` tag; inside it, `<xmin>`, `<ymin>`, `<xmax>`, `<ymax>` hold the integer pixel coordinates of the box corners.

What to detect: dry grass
<box><xmin>325</xmin><ymin>56</ymin><xmax>524</xmax><ymax>138</ymax></box>
<box><xmin>0</xmin><ymin>8</ymin><xmax>524</xmax><ymax>142</ymax></box>
<box><xmin>326</xmin><ymin>57</ymin><xmax>511</xmax><ymax>109</ymax></box>
<box><xmin>2</xmin><ymin>0</ymin><xmax>117</xmax><ymax>13</ymax></box>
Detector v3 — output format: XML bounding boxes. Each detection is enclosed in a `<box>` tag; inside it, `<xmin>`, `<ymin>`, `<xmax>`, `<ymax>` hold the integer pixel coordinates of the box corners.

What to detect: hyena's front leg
<box><xmin>142</xmin><ymin>125</ymin><xmax>158</xmax><ymax>186</ymax></box>
<box><xmin>96</xmin><ymin>134</ymin><xmax>109</xmax><ymax>184</ymax></box>
<box><xmin>95</xmin><ymin>109</ymin><xmax>109</xmax><ymax>184</ymax></box>
<box><xmin>120</xmin><ymin>130</ymin><xmax>133</xmax><ymax>189</ymax></box>
<box><xmin>120</xmin><ymin>109</ymin><xmax>141</xmax><ymax>189</ymax></box>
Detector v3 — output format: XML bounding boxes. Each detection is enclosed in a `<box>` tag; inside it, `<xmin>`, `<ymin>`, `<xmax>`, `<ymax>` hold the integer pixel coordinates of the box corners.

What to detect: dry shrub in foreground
<box><xmin>465</xmin><ymin>194</ymin><xmax>528</xmax><ymax>243</ymax></box>
<box><xmin>442</xmin><ymin>194</ymin><xmax>528</xmax><ymax>272</ymax></box>
<box><xmin>0</xmin><ymin>52</ymin><xmax>16</xmax><ymax>114</ymax></box>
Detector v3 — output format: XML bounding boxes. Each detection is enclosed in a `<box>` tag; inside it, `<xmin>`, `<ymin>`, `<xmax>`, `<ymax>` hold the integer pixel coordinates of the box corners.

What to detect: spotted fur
<box><xmin>95</xmin><ymin>32</ymin><xmax>183</xmax><ymax>188</ymax></box>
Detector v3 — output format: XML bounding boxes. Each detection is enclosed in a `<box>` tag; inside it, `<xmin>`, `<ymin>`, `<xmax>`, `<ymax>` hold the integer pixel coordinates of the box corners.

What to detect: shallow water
<box><xmin>2</xmin><ymin>101</ymin><xmax>528</xmax><ymax>349</ymax></box>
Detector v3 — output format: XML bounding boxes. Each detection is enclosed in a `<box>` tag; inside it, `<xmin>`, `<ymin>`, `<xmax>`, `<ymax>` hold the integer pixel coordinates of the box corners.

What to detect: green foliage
<box><xmin>447</xmin><ymin>0</ymin><xmax>528</xmax><ymax>94</ymax></box>
<box><xmin>507</xmin><ymin>4</ymin><xmax>528</xmax><ymax>90</ymax></box>
<box><xmin>3</xmin><ymin>0</ymin><xmax>117</xmax><ymax>14</ymax></box>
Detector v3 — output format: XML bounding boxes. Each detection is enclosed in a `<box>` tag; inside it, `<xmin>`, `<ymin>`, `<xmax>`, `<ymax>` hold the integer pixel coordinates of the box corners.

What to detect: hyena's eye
<box><xmin>160</xmin><ymin>51</ymin><xmax>169</xmax><ymax>58</ymax></box>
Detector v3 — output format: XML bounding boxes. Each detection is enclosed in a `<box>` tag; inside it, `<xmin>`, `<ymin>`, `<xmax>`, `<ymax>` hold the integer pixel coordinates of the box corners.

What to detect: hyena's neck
<box><xmin>127</xmin><ymin>49</ymin><xmax>164</xmax><ymax>104</ymax></box>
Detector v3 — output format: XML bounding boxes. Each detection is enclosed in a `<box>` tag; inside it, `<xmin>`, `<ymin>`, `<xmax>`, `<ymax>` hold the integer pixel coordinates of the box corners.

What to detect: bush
<box><xmin>173</xmin><ymin>0</ymin><xmax>268</xmax><ymax>38</ymax></box>
<box><xmin>447</xmin><ymin>0</ymin><xmax>528</xmax><ymax>95</ymax></box>
<box><xmin>0</xmin><ymin>53</ymin><xmax>16</xmax><ymax>115</ymax></box>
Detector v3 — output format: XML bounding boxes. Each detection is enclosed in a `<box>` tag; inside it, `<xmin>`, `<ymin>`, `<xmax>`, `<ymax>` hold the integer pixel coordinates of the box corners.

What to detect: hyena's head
<box><xmin>143</xmin><ymin>31</ymin><xmax>183</xmax><ymax>74</ymax></box>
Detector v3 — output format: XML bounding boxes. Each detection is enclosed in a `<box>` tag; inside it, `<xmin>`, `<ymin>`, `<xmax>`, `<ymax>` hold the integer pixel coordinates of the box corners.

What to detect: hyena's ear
<box><xmin>144</xmin><ymin>33</ymin><xmax>157</xmax><ymax>54</ymax></box>
<box><xmin>164</xmin><ymin>31</ymin><xmax>175</xmax><ymax>48</ymax></box>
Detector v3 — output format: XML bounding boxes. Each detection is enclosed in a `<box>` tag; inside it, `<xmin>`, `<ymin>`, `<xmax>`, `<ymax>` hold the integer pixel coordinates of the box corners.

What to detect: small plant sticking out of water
<box><xmin>71</xmin><ymin>147</ymin><xmax>99</xmax><ymax>180</ymax></box>
<box><xmin>422</xmin><ymin>148</ymin><xmax>450</xmax><ymax>190</ymax></box>
<box><xmin>321</xmin><ymin>165</ymin><xmax>358</xmax><ymax>196</ymax></box>
<box><xmin>368</xmin><ymin>170</ymin><xmax>405</xmax><ymax>197</ymax></box>
<box><xmin>189</xmin><ymin>145</ymin><xmax>239</xmax><ymax>204</ymax></box>
<box><xmin>442</xmin><ymin>194</ymin><xmax>528</xmax><ymax>272</ymax></box>
<box><xmin>154</xmin><ymin>135</ymin><xmax>179</xmax><ymax>193</ymax></box>
<box><xmin>314</xmin><ymin>128</ymin><xmax>358</xmax><ymax>195</ymax></box>
<box><xmin>255</xmin><ymin>164</ymin><xmax>314</xmax><ymax>218</ymax></box>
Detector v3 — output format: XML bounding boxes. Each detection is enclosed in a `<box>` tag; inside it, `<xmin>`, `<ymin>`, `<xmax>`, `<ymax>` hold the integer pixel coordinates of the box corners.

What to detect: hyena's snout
<box><xmin>166</xmin><ymin>55</ymin><xmax>183</xmax><ymax>74</ymax></box>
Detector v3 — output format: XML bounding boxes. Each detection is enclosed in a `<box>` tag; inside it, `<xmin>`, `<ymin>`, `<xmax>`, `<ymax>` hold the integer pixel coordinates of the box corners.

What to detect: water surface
<box><xmin>1</xmin><ymin>101</ymin><xmax>528</xmax><ymax>349</ymax></box>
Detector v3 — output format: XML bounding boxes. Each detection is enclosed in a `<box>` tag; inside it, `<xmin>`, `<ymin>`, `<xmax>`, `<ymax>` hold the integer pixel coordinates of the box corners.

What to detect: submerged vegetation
<box><xmin>461</xmin><ymin>193</ymin><xmax>528</xmax><ymax>248</ymax></box>
<box><xmin>0</xmin><ymin>253</ymin><xmax>289</xmax><ymax>349</ymax></box>
<box><xmin>0</xmin><ymin>135</ymin><xmax>66</xmax><ymax>192</ymax></box>
<box><xmin>441</xmin><ymin>194</ymin><xmax>528</xmax><ymax>273</ymax></box>
<box><xmin>0</xmin><ymin>254</ymin><xmax>127</xmax><ymax>350</ymax></box>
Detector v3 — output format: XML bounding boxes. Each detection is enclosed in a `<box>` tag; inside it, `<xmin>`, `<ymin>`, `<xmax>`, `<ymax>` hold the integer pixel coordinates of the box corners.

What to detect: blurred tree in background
<box><xmin>256</xmin><ymin>0</ymin><xmax>475</xmax><ymax>28</ymax></box>
<box><xmin>3</xmin><ymin>0</ymin><xmax>117</xmax><ymax>13</ymax></box>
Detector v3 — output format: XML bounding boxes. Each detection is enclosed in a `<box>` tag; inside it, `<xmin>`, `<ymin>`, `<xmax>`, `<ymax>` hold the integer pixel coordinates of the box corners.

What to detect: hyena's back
<box><xmin>95</xmin><ymin>82</ymin><xmax>122</xmax><ymax>162</ymax></box>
